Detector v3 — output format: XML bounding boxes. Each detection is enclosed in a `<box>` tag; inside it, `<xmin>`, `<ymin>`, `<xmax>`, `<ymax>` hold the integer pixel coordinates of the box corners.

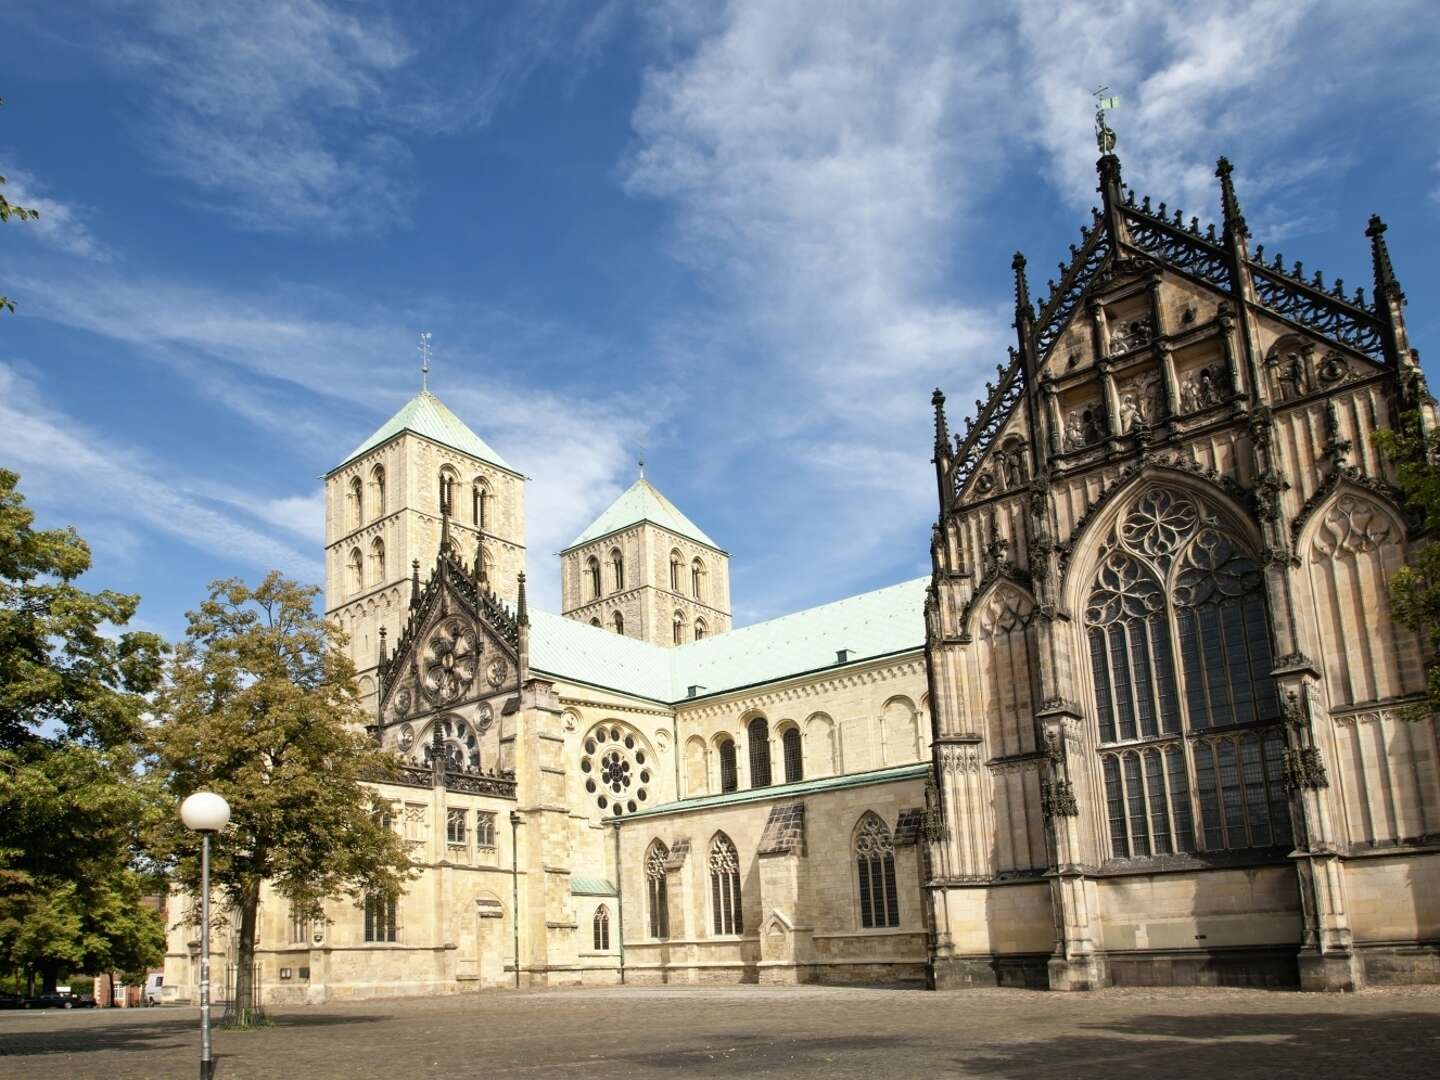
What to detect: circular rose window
<box><xmin>579</xmin><ymin>723</ymin><xmax>651</xmax><ymax>817</ymax></box>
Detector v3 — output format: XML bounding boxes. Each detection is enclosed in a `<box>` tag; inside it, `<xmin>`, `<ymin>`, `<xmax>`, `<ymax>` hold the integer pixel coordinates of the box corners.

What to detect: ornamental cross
<box><xmin>419</xmin><ymin>331</ymin><xmax>433</xmax><ymax>390</ymax></box>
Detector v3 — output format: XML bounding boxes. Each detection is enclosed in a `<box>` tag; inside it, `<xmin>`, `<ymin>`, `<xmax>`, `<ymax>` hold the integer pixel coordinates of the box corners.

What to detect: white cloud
<box><xmin>0</xmin><ymin>165</ymin><xmax>108</xmax><ymax>260</ymax></box>
<box><xmin>0</xmin><ymin>362</ymin><xmax>324</xmax><ymax>581</ymax></box>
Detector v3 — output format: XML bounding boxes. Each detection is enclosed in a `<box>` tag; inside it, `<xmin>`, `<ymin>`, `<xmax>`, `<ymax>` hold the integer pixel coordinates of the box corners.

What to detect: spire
<box><xmin>1012</xmin><ymin>251</ymin><xmax>1034</xmax><ymax>343</ymax></box>
<box><xmin>409</xmin><ymin>558</ymin><xmax>421</xmax><ymax>609</ymax></box>
<box><xmin>378</xmin><ymin>625</ymin><xmax>388</xmax><ymax>665</ymax></box>
<box><xmin>474</xmin><ymin>529</ymin><xmax>488</xmax><ymax>590</ymax></box>
<box><xmin>1093</xmin><ymin>89</ymin><xmax>1125</xmax><ymax>241</ymax></box>
<box><xmin>418</xmin><ymin>331</ymin><xmax>432</xmax><ymax>391</ymax></box>
<box><xmin>516</xmin><ymin>571</ymin><xmax>529</xmax><ymax>627</ymax></box>
<box><xmin>931</xmin><ymin>388</ymin><xmax>949</xmax><ymax>452</ymax></box>
<box><xmin>1367</xmin><ymin>214</ymin><xmax>1404</xmax><ymax>304</ymax></box>
<box><xmin>1216</xmin><ymin>157</ymin><xmax>1249</xmax><ymax>243</ymax></box>
<box><xmin>439</xmin><ymin>494</ymin><xmax>451</xmax><ymax>555</ymax></box>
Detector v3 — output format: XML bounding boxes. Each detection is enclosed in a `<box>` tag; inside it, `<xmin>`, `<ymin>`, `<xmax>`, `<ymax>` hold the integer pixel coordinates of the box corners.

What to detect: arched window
<box><xmin>694</xmin><ymin>619</ymin><xmax>706</xmax><ymax>641</ymax></box>
<box><xmin>347</xmin><ymin>477</ymin><xmax>363</xmax><ymax>530</ymax></box>
<box><xmin>646</xmin><ymin>841</ymin><xmax>669</xmax><ymax>939</ymax></box>
<box><xmin>587</xmin><ymin>556</ymin><xmax>602</xmax><ymax>599</ymax></box>
<box><xmin>691</xmin><ymin>557</ymin><xmax>704</xmax><ymax>600</ymax></box>
<box><xmin>592</xmin><ymin>904</ymin><xmax>610</xmax><ymax>951</ymax></box>
<box><xmin>369</xmin><ymin>537</ymin><xmax>386</xmax><ymax>585</ymax></box>
<box><xmin>669</xmin><ymin>550</ymin><xmax>682</xmax><ymax>591</ymax></box>
<box><xmin>718</xmin><ymin>738</ymin><xmax>738</xmax><ymax>793</ymax></box>
<box><xmin>673</xmin><ymin>611</ymin><xmax>684</xmax><ymax>645</ymax></box>
<box><xmin>370</xmin><ymin>465</ymin><xmax>386</xmax><ymax>518</ymax></box>
<box><xmin>472</xmin><ymin>481</ymin><xmax>488</xmax><ymax>528</ymax></box>
<box><xmin>438</xmin><ymin>468</ymin><xmax>458</xmax><ymax>516</ymax></box>
<box><xmin>589</xmin><ymin>617</ymin><xmax>601</xmax><ymax>628</ymax></box>
<box><xmin>610</xmin><ymin>548</ymin><xmax>625</xmax><ymax>592</ymax></box>
<box><xmin>747</xmin><ymin>717</ymin><xmax>771</xmax><ymax>788</ymax></box>
<box><xmin>709</xmin><ymin>833</ymin><xmax>742</xmax><ymax>935</ymax></box>
<box><xmin>782</xmin><ymin>726</ymin><xmax>803</xmax><ymax>783</ymax></box>
<box><xmin>1084</xmin><ymin>487</ymin><xmax>1289</xmax><ymax>858</ymax></box>
<box><xmin>611</xmin><ymin>611</ymin><xmax>625</xmax><ymax>636</ymax></box>
<box><xmin>854</xmin><ymin>813</ymin><xmax>899</xmax><ymax>928</ymax></box>
<box><xmin>347</xmin><ymin>548</ymin><xmax>363</xmax><ymax>594</ymax></box>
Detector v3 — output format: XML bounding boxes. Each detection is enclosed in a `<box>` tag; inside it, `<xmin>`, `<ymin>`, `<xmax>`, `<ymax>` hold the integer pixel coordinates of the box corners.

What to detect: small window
<box><xmin>610</xmin><ymin>548</ymin><xmax>625</xmax><ymax>592</ymax></box>
<box><xmin>673</xmin><ymin>612</ymin><xmax>684</xmax><ymax>645</ymax></box>
<box><xmin>590</xmin><ymin>617</ymin><xmax>601</xmax><ymax>628</ymax></box>
<box><xmin>782</xmin><ymin>727</ymin><xmax>803</xmax><ymax>783</ymax></box>
<box><xmin>364</xmin><ymin>894</ymin><xmax>398</xmax><ymax>943</ymax></box>
<box><xmin>438</xmin><ymin>470</ymin><xmax>458</xmax><ymax>515</ymax></box>
<box><xmin>472</xmin><ymin>482</ymin><xmax>487</xmax><ymax>528</ymax></box>
<box><xmin>588</xmin><ymin>557</ymin><xmax>602</xmax><ymax>600</ymax></box>
<box><xmin>289</xmin><ymin>909</ymin><xmax>309</xmax><ymax>945</ymax></box>
<box><xmin>691</xmin><ymin>558</ymin><xmax>704</xmax><ymax>600</ymax></box>
<box><xmin>718</xmin><ymin>739</ymin><xmax>738</xmax><ymax>793</ymax></box>
<box><xmin>348</xmin><ymin>548</ymin><xmax>363</xmax><ymax>594</ymax></box>
<box><xmin>593</xmin><ymin>904</ymin><xmax>611</xmax><ymax>951</ymax></box>
<box><xmin>747</xmin><ymin>716</ymin><xmax>771</xmax><ymax>788</ymax></box>
<box><xmin>475</xmin><ymin>812</ymin><xmax>496</xmax><ymax>848</ymax></box>
<box><xmin>348</xmin><ymin>477</ymin><xmax>363</xmax><ymax>529</ymax></box>
<box><xmin>370</xmin><ymin>465</ymin><xmax>386</xmax><ymax>518</ymax></box>
<box><xmin>611</xmin><ymin>611</ymin><xmax>625</xmax><ymax>636</ymax></box>
<box><xmin>669</xmin><ymin>550</ymin><xmax>682</xmax><ymax>591</ymax></box>
<box><xmin>694</xmin><ymin>618</ymin><xmax>706</xmax><ymax>641</ymax></box>
<box><xmin>369</xmin><ymin>537</ymin><xmax>386</xmax><ymax>585</ymax></box>
<box><xmin>446</xmin><ymin>808</ymin><xmax>467</xmax><ymax>845</ymax></box>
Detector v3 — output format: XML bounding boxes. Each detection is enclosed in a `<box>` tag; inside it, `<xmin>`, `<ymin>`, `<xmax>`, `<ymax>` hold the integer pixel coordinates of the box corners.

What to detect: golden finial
<box><xmin>1094</xmin><ymin>86</ymin><xmax>1120</xmax><ymax>155</ymax></box>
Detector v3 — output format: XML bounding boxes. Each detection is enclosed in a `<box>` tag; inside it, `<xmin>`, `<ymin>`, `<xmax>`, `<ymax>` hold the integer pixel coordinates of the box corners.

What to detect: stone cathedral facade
<box><xmin>165</xmin><ymin>140</ymin><xmax>1439</xmax><ymax>1002</ymax></box>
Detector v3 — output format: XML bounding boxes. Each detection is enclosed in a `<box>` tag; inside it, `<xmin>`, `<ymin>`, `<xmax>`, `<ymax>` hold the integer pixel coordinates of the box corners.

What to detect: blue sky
<box><xmin>2</xmin><ymin>0</ymin><xmax>1439</xmax><ymax>641</ymax></box>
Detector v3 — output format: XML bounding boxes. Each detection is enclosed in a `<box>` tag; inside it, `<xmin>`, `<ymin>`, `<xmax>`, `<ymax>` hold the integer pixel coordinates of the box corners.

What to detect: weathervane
<box><xmin>1093</xmin><ymin>86</ymin><xmax>1120</xmax><ymax>155</ymax></box>
<box><xmin>418</xmin><ymin>331</ymin><xmax>432</xmax><ymax>390</ymax></box>
<box><xmin>638</xmin><ymin>457</ymin><xmax>646</xmax><ymax>480</ymax></box>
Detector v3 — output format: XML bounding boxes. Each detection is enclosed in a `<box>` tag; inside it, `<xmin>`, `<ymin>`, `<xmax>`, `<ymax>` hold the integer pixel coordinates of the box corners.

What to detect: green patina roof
<box><xmin>564</xmin><ymin>477</ymin><xmax>720</xmax><ymax>552</ymax></box>
<box><xmin>570</xmin><ymin>876</ymin><xmax>618</xmax><ymax>897</ymax></box>
<box><xmin>623</xmin><ymin>762</ymin><xmax>930</xmax><ymax>820</ymax></box>
<box><xmin>528</xmin><ymin>575</ymin><xmax>929</xmax><ymax>703</ymax></box>
<box><xmin>330</xmin><ymin>389</ymin><xmax>511</xmax><ymax>475</ymax></box>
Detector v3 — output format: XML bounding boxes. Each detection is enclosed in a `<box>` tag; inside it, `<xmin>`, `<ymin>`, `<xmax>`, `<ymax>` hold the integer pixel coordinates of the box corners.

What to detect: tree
<box><xmin>1</xmin><ymin>97</ymin><xmax>40</xmax><ymax>314</ymax></box>
<box><xmin>0</xmin><ymin>469</ymin><xmax>168</xmax><ymax>991</ymax></box>
<box><xmin>1376</xmin><ymin>412</ymin><xmax>1440</xmax><ymax>715</ymax></box>
<box><xmin>148</xmin><ymin>573</ymin><xmax>413</xmax><ymax>1027</ymax></box>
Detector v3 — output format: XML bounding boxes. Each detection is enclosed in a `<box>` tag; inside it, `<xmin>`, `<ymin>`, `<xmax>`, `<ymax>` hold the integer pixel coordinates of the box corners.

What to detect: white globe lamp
<box><xmin>180</xmin><ymin>791</ymin><xmax>231</xmax><ymax>834</ymax></box>
<box><xmin>180</xmin><ymin>790</ymin><xmax>229</xmax><ymax>1079</ymax></box>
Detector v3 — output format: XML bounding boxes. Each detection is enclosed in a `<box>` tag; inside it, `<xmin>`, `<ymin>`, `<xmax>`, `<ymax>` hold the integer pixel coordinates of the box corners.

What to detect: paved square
<box><xmin>3</xmin><ymin>984</ymin><xmax>1439</xmax><ymax>1079</ymax></box>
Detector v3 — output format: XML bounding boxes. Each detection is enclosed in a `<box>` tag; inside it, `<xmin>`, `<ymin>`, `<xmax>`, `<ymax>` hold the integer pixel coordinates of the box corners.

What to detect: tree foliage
<box><xmin>1375</xmin><ymin>411</ymin><xmax>1440</xmax><ymax>714</ymax></box>
<box><xmin>0</xmin><ymin>470</ymin><xmax>167</xmax><ymax>991</ymax></box>
<box><xmin>148</xmin><ymin>573</ymin><xmax>413</xmax><ymax>1026</ymax></box>
<box><xmin>1</xmin><ymin>97</ymin><xmax>40</xmax><ymax>314</ymax></box>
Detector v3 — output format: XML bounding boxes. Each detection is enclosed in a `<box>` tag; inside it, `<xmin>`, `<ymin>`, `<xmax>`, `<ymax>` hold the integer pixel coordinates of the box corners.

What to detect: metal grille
<box><xmin>364</xmin><ymin>895</ymin><xmax>397</xmax><ymax>943</ymax></box>
<box><xmin>747</xmin><ymin>717</ymin><xmax>771</xmax><ymax>788</ymax></box>
<box><xmin>718</xmin><ymin>739</ymin><xmax>738</xmax><ymax>793</ymax></box>
<box><xmin>782</xmin><ymin>727</ymin><xmax>803</xmax><ymax>783</ymax></box>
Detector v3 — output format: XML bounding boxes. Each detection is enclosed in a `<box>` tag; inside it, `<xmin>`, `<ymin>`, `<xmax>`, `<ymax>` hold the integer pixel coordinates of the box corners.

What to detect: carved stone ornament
<box><xmin>486</xmin><ymin>656</ymin><xmax>509</xmax><ymax>689</ymax></box>
<box><xmin>394</xmin><ymin>686</ymin><xmax>413</xmax><ymax>717</ymax></box>
<box><xmin>422</xmin><ymin>618</ymin><xmax>480</xmax><ymax>704</ymax></box>
<box><xmin>397</xmin><ymin>722</ymin><xmax>415</xmax><ymax>752</ymax></box>
<box><xmin>474</xmin><ymin>703</ymin><xmax>494</xmax><ymax>735</ymax></box>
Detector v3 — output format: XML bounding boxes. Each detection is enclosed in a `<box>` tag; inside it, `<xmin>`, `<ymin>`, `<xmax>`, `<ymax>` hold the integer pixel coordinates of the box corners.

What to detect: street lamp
<box><xmin>509</xmin><ymin>810</ymin><xmax>522</xmax><ymax>989</ymax></box>
<box><xmin>181</xmin><ymin>792</ymin><xmax>230</xmax><ymax>1080</ymax></box>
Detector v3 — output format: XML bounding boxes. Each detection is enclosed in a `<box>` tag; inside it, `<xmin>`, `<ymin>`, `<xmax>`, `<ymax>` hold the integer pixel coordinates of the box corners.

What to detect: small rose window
<box><xmin>580</xmin><ymin>723</ymin><xmax>651</xmax><ymax>817</ymax></box>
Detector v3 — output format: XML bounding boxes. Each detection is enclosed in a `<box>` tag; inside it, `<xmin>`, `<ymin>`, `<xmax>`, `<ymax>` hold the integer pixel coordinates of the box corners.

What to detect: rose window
<box><xmin>422</xmin><ymin>716</ymin><xmax>480</xmax><ymax>771</ymax></box>
<box><xmin>422</xmin><ymin>619</ymin><xmax>479</xmax><ymax>703</ymax></box>
<box><xmin>579</xmin><ymin>724</ymin><xmax>651</xmax><ymax>817</ymax></box>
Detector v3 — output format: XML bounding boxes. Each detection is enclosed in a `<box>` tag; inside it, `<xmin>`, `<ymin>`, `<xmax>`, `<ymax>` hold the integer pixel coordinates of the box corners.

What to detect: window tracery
<box><xmin>579</xmin><ymin>723</ymin><xmax>651</xmax><ymax>817</ymax></box>
<box><xmin>1084</xmin><ymin>486</ymin><xmax>1288</xmax><ymax>858</ymax></box>
<box><xmin>421</xmin><ymin>618</ymin><xmax>480</xmax><ymax>704</ymax></box>
<box><xmin>422</xmin><ymin>716</ymin><xmax>480</xmax><ymax>771</ymax></box>
<box><xmin>1311</xmin><ymin>494</ymin><xmax>1397</xmax><ymax>558</ymax></box>
<box><xmin>709</xmin><ymin>834</ymin><xmax>742</xmax><ymax>935</ymax></box>
<box><xmin>592</xmin><ymin>905</ymin><xmax>610</xmax><ymax>951</ymax></box>
<box><xmin>854</xmin><ymin>813</ymin><xmax>899</xmax><ymax>928</ymax></box>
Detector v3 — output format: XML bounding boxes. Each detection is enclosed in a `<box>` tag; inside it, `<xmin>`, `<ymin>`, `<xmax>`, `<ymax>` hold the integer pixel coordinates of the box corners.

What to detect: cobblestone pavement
<box><xmin>3</xmin><ymin>984</ymin><xmax>1439</xmax><ymax>1079</ymax></box>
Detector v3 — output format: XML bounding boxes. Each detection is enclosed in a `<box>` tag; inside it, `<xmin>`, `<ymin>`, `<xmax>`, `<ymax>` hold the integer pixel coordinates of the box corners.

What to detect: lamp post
<box><xmin>509</xmin><ymin>810</ymin><xmax>522</xmax><ymax>989</ymax></box>
<box><xmin>181</xmin><ymin>791</ymin><xmax>231</xmax><ymax>1080</ymax></box>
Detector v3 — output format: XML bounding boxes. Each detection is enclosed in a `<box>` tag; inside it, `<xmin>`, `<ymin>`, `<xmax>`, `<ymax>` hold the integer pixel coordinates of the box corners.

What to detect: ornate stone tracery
<box><xmin>421</xmin><ymin>617</ymin><xmax>480</xmax><ymax>704</ymax></box>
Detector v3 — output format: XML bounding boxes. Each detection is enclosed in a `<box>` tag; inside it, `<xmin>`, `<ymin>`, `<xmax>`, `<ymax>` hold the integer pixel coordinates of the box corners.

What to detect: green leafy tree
<box><xmin>1376</xmin><ymin>413</ymin><xmax>1440</xmax><ymax>714</ymax></box>
<box><xmin>1</xmin><ymin>97</ymin><xmax>41</xmax><ymax>314</ymax></box>
<box><xmin>0</xmin><ymin>469</ymin><xmax>167</xmax><ymax>992</ymax></box>
<box><xmin>148</xmin><ymin>573</ymin><xmax>413</xmax><ymax>1027</ymax></box>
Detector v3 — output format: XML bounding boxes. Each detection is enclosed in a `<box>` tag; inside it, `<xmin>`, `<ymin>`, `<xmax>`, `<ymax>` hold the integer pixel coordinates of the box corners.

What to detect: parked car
<box><xmin>25</xmin><ymin>992</ymin><xmax>94</xmax><ymax>1009</ymax></box>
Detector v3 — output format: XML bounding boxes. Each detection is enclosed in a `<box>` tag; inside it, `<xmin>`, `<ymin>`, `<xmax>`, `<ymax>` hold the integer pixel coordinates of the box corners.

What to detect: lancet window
<box><xmin>646</xmin><ymin>840</ymin><xmax>669</xmax><ymax>939</ymax></box>
<box><xmin>1084</xmin><ymin>487</ymin><xmax>1290</xmax><ymax>858</ymax></box>
<box><xmin>854</xmin><ymin>813</ymin><xmax>899</xmax><ymax>928</ymax></box>
<box><xmin>592</xmin><ymin>905</ymin><xmax>610</xmax><ymax>951</ymax></box>
<box><xmin>709</xmin><ymin>833</ymin><xmax>742</xmax><ymax>935</ymax></box>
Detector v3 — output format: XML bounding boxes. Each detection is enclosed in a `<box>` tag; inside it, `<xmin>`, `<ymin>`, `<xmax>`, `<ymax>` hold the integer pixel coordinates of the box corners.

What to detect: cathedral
<box><xmin>164</xmin><ymin>131</ymin><xmax>1440</xmax><ymax>1000</ymax></box>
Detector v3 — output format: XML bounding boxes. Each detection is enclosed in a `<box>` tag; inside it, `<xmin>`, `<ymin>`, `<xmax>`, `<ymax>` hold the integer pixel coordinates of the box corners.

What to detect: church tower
<box><xmin>324</xmin><ymin>384</ymin><xmax>526</xmax><ymax>708</ymax></box>
<box><xmin>560</xmin><ymin>467</ymin><xmax>730</xmax><ymax>646</ymax></box>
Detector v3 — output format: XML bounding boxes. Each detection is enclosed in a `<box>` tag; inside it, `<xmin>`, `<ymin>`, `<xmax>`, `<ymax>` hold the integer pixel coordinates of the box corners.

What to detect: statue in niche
<box><xmin>1181</xmin><ymin>366</ymin><xmax>1224</xmax><ymax>413</ymax></box>
<box><xmin>1118</xmin><ymin>393</ymin><xmax>1139</xmax><ymax>434</ymax></box>
<box><xmin>995</xmin><ymin>438</ymin><xmax>1027</xmax><ymax>489</ymax></box>
<box><xmin>1119</xmin><ymin>374</ymin><xmax>1163</xmax><ymax>432</ymax></box>
<box><xmin>1270</xmin><ymin>343</ymin><xmax>1310</xmax><ymax>401</ymax></box>
<box><xmin>1064</xmin><ymin>406</ymin><xmax>1105</xmax><ymax>450</ymax></box>
<box><xmin>1107</xmin><ymin>316</ymin><xmax>1155</xmax><ymax>357</ymax></box>
<box><xmin>1064</xmin><ymin>411</ymin><xmax>1085</xmax><ymax>450</ymax></box>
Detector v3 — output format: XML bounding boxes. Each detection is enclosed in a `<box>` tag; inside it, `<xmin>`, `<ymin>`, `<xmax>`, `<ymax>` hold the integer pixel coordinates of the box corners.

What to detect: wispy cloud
<box><xmin>0</xmin><ymin>362</ymin><xmax>323</xmax><ymax>580</ymax></box>
<box><xmin>0</xmin><ymin>164</ymin><xmax>109</xmax><ymax>260</ymax></box>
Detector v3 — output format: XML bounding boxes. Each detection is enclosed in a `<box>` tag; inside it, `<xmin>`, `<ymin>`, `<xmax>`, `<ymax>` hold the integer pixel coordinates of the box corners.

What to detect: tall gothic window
<box><xmin>1085</xmin><ymin>487</ymin><xmax>1290</xmax><ymax>859</ymax></box>
<box><xmin>611</xmin><ymin>548</ymin><xmax>625</xmax><ymax>592</ymax></box>
<box><xmin>782</xmin><ymin>726</ymin><xmax>803</xmax><ymax>783</ymax></box>
<box><xmin>348</xmin><ymin>477</ymin><xmax>363</xmax><ymax>529</ymax></box>
<box><xmin>588</xmin><ymin>557</ymin><xmax>602</xmax><ymax>600</ymax></box>
<box><xmin>592</xmin><ymin>905</ymin><xmax>610</xmax><ymax>951</ymax></box>
<box><xmin>369</xmin><ymin>537</ymin><xmax>386</xmax><ymax>585</ymax></box>
<box><xmin>364</xmin><ymin>894</ymin><xmax>397</xmax><ymax>943</ymax></box>
<box><xmin>472</xmin><ymin>482</ymin><xmax>487</xmax><ymax>528</ymax></box>
<box><xmin>747</xmin><ymin>717</ymin><xmax>771</xmax><ymax>788</ymax></box>
<box><xmin>718</xmin><ymin>738</ymin><xmax>738</xmax><ymax>793</ymax></box>
<box><xmin>709</xmin><ymin>833</ymin><xmax>742</xmax><ymax>935</ymax></box>
<box><xmin>370</xmin><ymin>465</ymin><xmax>386</xmax><ymax>518</ymax></box>
<box><xmin>646</xmin><ymin>841</ymin><xmax>669</xmax><ymax>939</ymax></box>
<box><xmin>611</xmin><ymin>611</ymin><xmax>625</xmax><ymax>636</ymax></box>
<box><xmin>347</xmin><ymin>548</ymin><xmax>363</xmax><ymax>594</ymax></box>
<box><xmin>691</xmin><ymin>558</ymin><xmax>704</xmax><ymax>600</ymax></box>
<box><xmin>438</xmin><ymin>469</ymin><xmax>458</xmax><ymax>516</ymax></box>
<box><xmin>670</xmin><ymin>550</ymin><xmax>682</xmax><ymax>591</ymax></box>
<box><xmin>854</xmin><ymin>812</ymin><xmax>899</xmax><ymax>928</ymax></box>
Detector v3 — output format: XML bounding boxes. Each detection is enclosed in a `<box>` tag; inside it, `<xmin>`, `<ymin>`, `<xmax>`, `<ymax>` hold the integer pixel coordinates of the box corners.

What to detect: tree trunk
<box><xmin>25</xmin><ymin>966</ymin><xmax>34</xmax><ymax>998</ymax></box>
<box><xmin>226</xmin><ymin>881</ymin><xmax>263</xmax><ymax>1029</ymax></box>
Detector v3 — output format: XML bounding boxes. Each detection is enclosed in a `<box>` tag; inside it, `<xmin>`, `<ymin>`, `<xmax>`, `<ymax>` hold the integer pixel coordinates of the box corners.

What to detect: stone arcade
<box><xmin>164</xmin><ymin>138</ymin><xmax>1440</xmax><ymax>1001</ymax></box>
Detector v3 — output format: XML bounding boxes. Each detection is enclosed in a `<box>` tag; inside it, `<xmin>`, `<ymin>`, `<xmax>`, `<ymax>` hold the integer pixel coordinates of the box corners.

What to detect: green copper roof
<box><xmin>528</xmin><ymin>576</ymin><xmax>929</xmax><ymax>703</ymax></box>
<box><xmin>570</xmin><ymin>876</ymin><xmax>618</xmax><ymax>897</ymax></box>
<box><xmin>330</xmin><ymin>389</ymin><xmax>511</xmax><ymax>475</ymax></box>
<box><xmin>624</xmin><ymin>762</ymin><xmax>930</xmax><ymax>820</ymax></box>
<box><xmin>564</xmin><ymin>477</ymin><xmax>720</xmax><ymax>552</ymax></box>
